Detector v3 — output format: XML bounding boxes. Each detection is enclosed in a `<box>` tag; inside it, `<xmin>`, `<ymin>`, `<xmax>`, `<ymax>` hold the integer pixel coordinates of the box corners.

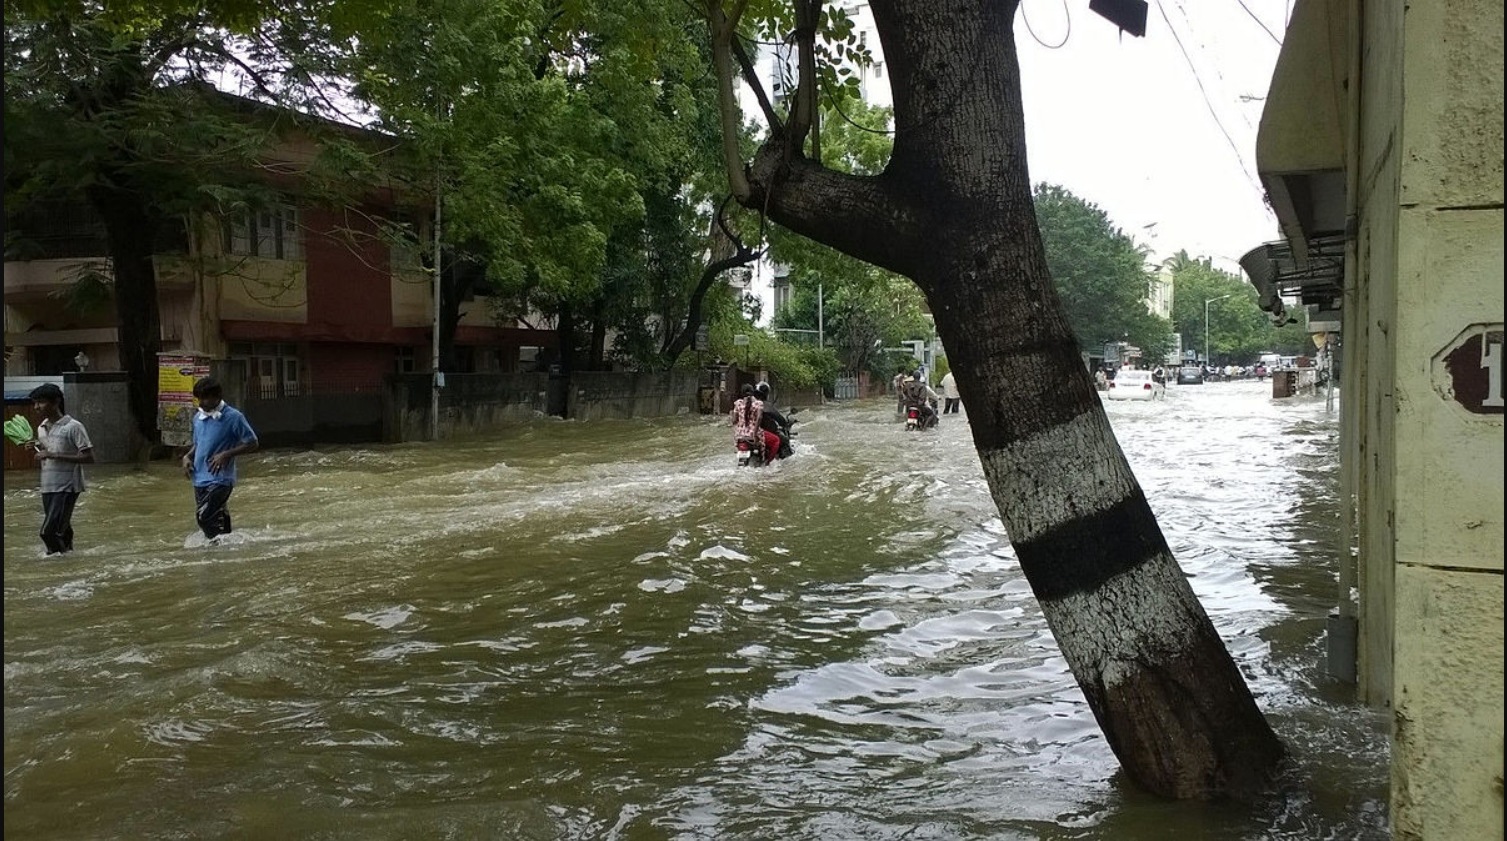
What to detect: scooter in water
<box><xmin>903</xmin><ymin>401</ymin><xmax>938</xmax><ymax>432</ymax></box>
<box><xmin>736</xmin><ymin>408</ymin><xmax>798</xmax><ymax>467</ymax></box>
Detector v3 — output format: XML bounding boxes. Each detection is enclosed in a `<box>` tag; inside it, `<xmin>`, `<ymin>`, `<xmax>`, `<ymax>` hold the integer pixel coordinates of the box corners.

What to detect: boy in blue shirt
<box><xmin>180</xmin><ymin>377</ymin><xmax>258</xmax><ymax>541</ymax></box>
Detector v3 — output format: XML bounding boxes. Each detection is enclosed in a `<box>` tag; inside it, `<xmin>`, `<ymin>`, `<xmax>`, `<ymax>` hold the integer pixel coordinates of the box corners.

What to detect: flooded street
<box><xmin>4</xmin><ymin>381</ymin><xmax>1388</xmax><ymax>839</ymax></box>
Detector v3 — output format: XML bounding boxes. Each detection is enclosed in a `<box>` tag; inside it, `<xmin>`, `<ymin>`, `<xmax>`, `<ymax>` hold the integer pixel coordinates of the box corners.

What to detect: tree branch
<box><xmin>663</xmin><ymin>200</ymin><xmax>763</xmax><ymax>365</ymax></box>
<box><xmin>743</xmin><ymin>145</ymin><xmax>922</xmax><ymax>280</ymax></box>
<box><xmin>731</xmin><ymin>36</ymin><xmax>783</xmax><ymax>135</ymax></box>
<box><xmin>788</xmin><ymin>0</ymin><xmax>822</xmax><ymax>160</ymax></box>
<box><xmin>707</xmin><ymin>1</ymin><xmax>752</xmax><ymax>201</ymax></box>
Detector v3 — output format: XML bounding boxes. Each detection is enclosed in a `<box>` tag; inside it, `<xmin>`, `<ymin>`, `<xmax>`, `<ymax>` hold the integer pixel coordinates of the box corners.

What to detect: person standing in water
<box><xmin>28</xmin><ymin>383</ymin><xmax>94</xmax><ymax>556</ymax></box>
<box><xmin>180</xmin><ymin>377</ymin><xmax>258</xmax><ymax>541</ymax></box>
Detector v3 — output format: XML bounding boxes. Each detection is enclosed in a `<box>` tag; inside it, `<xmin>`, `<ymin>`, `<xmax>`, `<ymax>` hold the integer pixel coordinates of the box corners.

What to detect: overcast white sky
<box><xmin>1015</xmin><ymin>0</ymin><xmax>1287</xmax><ymax>273</ymax></box>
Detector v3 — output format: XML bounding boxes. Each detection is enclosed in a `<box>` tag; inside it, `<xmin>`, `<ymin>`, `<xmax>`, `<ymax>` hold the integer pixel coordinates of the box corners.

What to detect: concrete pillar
<box><xmin>61</xmin><ymin>372</ymin><xmax>133</xmax><ymax>463</ymax></box>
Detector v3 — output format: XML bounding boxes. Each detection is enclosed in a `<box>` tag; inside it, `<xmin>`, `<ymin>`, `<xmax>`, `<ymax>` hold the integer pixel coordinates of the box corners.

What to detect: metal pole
<box><xmin>1204</xmin><ymin>300</ymin><xmax>1210</xmax><ymax>365</ymax></box>
<box><xmin>431</xmin><ymin>181</ymin><xmax>442</xmax><ymax>441</ymax></box>
<box><xmin>817</xmin><ymin>283</ymin><xmax>824</xmax><ymax>348</ymax></box>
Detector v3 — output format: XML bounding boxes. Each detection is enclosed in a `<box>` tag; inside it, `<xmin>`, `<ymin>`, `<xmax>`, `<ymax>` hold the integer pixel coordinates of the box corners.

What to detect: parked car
<box><xmin>1176</xmin><ymin>365</ymin><xmax>1204</xmax><ymax>385</ymax></box>
<box><xmin>1106</xmin><ymin>369</ymin><xmax>1166</xmax><ymax>401</ymax></box>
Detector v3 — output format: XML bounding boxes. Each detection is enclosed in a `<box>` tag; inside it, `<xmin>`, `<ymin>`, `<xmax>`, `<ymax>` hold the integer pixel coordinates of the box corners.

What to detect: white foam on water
<box><xmin>698</xmin><ymin>545</ymin><xmax>750</xmax><ymax>562</ymax></box>
<box><xmin>344</xmin><ymin>605</ymin><xmax>415</xmax><ymax>629</ymax></box>
<box><xmin>638</xmin><ymin>578</ymin><xmax>687</xmax><ymax>594</ymax></box>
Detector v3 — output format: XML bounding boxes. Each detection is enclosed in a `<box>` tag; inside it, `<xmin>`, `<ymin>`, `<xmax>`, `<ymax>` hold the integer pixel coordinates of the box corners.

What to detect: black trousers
<box><xmin>943</xmin><ymin>398</ymin><xmax>961</xmax><ymax>414</ymax></box>
<box><xmin>194</xmin><ymin>484</ymin><xmax>235</xmax><ymax>539</ymax></box>
<box><xmin>40</xmin><ymin>491</ymin><xmax>79</xmax><ymax>554</ymax></box>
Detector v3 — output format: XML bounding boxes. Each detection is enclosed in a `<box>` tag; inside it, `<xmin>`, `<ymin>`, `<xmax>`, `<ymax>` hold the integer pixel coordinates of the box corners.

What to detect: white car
<box><xmin>1106</xmin><ymin>369</ymin><xmax>1166</xmax><ymax>401</ymax></box>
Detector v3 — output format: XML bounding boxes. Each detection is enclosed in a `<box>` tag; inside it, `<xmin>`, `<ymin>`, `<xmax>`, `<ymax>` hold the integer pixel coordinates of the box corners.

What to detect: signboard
<box><xmin>693</xmin><ymin>324</ymin><xmax>710</xmax><ymax>352</ymax></box>
<box><xmin>157</xmin><ymin>352</ymin><xmax>211</xmax><ymax>446</ymax></box>
<box><xmin>733</xmin><ymin>334</ymin><xmax>749</xmax><ymax>346</ymax></box>
<box><xmin>1433</xmin><ymin>324</ymin><xmax>1503</xmax><ymax>415</ymax></box>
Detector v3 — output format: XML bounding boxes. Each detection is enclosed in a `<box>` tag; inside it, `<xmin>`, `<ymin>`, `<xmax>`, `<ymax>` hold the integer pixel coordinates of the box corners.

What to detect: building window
<box><xmin>230</xmin><ymin>342</ymin><xmax>303</xmax><ymax>398</ymax></box>
<box><xmin>223</xmin><ymin>204</ymin><xmax>302</xmax><ymax>260</ymax></box>
<box><xmin>395</xmin><ymin>346</ymin><xmax>418</xmax><ymax>373</ymax></box>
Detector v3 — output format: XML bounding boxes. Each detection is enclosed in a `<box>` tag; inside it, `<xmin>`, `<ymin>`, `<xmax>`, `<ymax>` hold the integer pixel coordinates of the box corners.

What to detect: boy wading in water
<box><xmin>29</xmin><ymin>383</ymin><xmax>94</xmax><ymax>556</ymax></box>
<box><xmin>180</xmin><ymin>377</ymin><xmax>258</xmax><ymax>542</ymax></box>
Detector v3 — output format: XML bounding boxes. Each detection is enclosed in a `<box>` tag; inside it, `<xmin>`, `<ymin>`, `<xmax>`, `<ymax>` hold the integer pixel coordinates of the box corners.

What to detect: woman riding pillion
<box><xmin>729</xmin><ymin>384</ymin><xmax>781</xmax><ymax>463</ymax></box>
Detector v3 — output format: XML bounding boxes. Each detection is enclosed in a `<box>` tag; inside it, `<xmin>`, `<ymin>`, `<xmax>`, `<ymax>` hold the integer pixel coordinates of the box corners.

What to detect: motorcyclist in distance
<box><xmin>901</xmin><ymin>371</ymin><xmax>940</xmax><ymax>428</ymax></box>
<box><xmin>754</xmin><ymin>382</ymin><xmax>793</xmax><ymax>459</ymax></box>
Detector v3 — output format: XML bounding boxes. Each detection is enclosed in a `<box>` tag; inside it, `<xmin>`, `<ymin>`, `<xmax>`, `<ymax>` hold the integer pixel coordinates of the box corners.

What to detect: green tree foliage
<box><xmin>771</xmin><ymin>279</ymin><xmax>932</xmax><ymax>379</ymax></box>
<box><xmin>1032</xmin><ymin>184</ymin><xmax>1173</xmax><ymax>362</ymax></box>
<box><xmin>1165</xmin><ymin>250</ymin><xmax>1309</xmax><ymax>363</ymax></box>
<box><xmin>346</xmin><ymin>0</ymin><xmax>733</xmax><ymax>373</ymax></box>
<box><xmin>4</xmin><ymin>0</ymin><xmax>388</xmax><ymax>444</ymax></box>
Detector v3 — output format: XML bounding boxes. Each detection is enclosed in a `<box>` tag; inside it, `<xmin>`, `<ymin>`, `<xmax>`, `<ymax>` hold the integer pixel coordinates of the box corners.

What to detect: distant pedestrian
<box><xmin>28</xmin><ymin>383</ymin><xmax>94</xmax><ymax>556</ymax></box>
<box><xmin>893</xmin><ymin>367</ymin><xmax>909</xmax><ymax>418</ymax></box>
<box><xmin>181</xmin><ymin>377</ymin><xmax>258</xmax><ymax>542</ymax></box>
<box><xmin>939</xmin><ymin>370</ymin><xmax>961</xmax><ymax>414</ymax></box>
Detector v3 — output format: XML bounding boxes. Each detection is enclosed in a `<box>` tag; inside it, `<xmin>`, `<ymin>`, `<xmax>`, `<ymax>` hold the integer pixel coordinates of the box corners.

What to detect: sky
<box><xmin>1014</xmin><ymin>0</ymin><xmax>1287</xmax><ymax>272</ymax></box>
<box><xmin>744</xmin><ymin>0</ymin><xmax>1290</xmax><ymax>321</ymax></box>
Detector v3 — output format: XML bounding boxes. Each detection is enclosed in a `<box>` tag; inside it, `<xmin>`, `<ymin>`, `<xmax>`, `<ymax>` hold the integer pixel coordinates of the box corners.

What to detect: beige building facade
<box><xmin>1251</xmin><ymin>0</ymin><xmax>1503</xmax><ymax>837</ymax></box>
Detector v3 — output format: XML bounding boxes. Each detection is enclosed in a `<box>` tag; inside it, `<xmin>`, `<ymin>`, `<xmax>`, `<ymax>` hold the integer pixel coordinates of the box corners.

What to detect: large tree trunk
<box><xmin>87</xmin><ymin>182</ymin><xmax>163</xmax><ymax>451</ymax></box>
<box><xmin>719</xmin><ymin>0</ymin><xmax>1283</xmax><ymax>798</ymax></box>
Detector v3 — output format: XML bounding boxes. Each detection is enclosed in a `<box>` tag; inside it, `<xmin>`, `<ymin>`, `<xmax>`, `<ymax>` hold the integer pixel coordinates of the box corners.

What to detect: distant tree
<box><xmin>1033</xmin><ymin>184</ymin><xmax>1172</xmax><ymax>362</ymax></box>
<box><xmin>1167</xmin><ymin>255</ymin><xmax>1307</xmax><ymax>364</ymax></box>
<box><xmin>772</xmin><ymin>276</ymin><xmax>931</xmax><ymax>380</ymax></box>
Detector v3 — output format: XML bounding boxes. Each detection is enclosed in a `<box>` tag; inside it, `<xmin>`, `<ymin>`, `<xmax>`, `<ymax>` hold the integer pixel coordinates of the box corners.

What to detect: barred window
<box><xmin>223</xmin><ymin>205</ymin><xmax>302</xmax><ymax>260</ymax></box>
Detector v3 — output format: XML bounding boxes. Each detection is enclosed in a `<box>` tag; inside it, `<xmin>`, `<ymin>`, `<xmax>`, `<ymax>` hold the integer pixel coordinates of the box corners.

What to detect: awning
<box><xmin>1255</xmin><ymin>0</ymin><xmax>1350</xmax><ymax>262</ymax></box>
<box><xmin>1240</xmin><ymin>235</ymin><xmax>1345</xmax><ymax>318</ymax></box>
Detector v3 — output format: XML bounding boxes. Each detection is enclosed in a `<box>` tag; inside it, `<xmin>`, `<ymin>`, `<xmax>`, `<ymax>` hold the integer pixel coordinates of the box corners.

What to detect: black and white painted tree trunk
<box><xmin>709</xmin><ymin>0</ymin><xmax>1284</xmax><ymax>798</ymax></box>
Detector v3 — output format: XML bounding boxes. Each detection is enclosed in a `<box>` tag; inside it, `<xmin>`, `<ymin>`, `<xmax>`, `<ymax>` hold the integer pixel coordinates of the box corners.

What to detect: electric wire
<box><xmin>1232</xmin><ymin>0</ymin><xmax>1283</xmax><ymax>45</ymax></box>
<box><xmin>1019</xmin><ymin>0</ymin><xmax>1072</xmax><ymax>50</ymax></box>
<box><xmin>1172</xmin><ymin>0</ymin><xmax>1257</xmax><ymax>133</ymax></box>
<box><xmin>1154</xmin><ymin>0</ymin><xmax>1265</xmax><ymax>200</ymax></box>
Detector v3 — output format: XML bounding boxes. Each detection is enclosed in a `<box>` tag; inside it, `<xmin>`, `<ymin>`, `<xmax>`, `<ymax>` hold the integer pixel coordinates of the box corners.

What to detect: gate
<box><xmin>832</xmin><ymin>374</ymin><xmax>860</xmax><ymax>401</ymax></box>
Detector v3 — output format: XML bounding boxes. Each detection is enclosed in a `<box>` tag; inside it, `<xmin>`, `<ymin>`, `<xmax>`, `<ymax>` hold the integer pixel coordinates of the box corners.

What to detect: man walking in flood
<box><xmin>939</xmin><ymin>369</ymin><xmax>961</xmax><ymax>414</ymax></box>
<box><xmin>181</xmin><ymin>377</ymin><xmax>258</xmax><ymax>542</ymax></box>
<box><xmin>29</xmin><ymin>383</ymin><xmax>94</xmax><ymax>556</ymax></box>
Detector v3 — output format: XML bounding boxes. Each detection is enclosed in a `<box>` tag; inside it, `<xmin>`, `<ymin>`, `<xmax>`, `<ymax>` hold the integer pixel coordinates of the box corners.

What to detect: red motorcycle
<box><xmin>736</xmin><ymin>409</ymin><xmax>798</xmax><ymax>467</ymax></box>
<box><xmin>904</xmin><ymin>402</ymin><xmax>938</xmax><ymax>431</ymax></box>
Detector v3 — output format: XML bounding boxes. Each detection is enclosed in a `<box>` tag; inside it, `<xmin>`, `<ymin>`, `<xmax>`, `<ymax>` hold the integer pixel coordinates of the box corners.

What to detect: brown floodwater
<box><xmin>3</xmin><ymin>380</ymin><xmax>1387</xmax><ymax>839</ymax></box>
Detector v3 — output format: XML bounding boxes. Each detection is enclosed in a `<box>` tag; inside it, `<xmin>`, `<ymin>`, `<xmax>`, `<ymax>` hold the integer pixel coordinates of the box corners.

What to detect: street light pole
<box><xmin>1204</xmin><ymin>294</ymin><xmax>1232</xmax><ymax>365</ymax></box>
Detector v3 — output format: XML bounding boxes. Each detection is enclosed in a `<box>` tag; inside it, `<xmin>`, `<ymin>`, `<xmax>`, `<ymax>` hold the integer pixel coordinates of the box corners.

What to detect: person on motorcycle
<box><xmin>730</xmin><ymin>384</ymin><xmax>781</xmax><ymax>461</ymax></box>
<box><xmin>754</xmin><ymin>382</ymin><xmax>793</xmax><ymax>459</ymax></box>
<box><xmin>901</xmin><ymin>371</ymin><xmax>940</xmax><ymax>428</ymax></box>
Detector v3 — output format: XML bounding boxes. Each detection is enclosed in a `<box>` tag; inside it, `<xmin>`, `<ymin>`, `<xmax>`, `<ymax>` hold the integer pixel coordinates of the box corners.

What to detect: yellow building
<box><xmin>1248</xmin><ymin>0</ymin><xmax>1503</xmax><ymax>837</ymax></box>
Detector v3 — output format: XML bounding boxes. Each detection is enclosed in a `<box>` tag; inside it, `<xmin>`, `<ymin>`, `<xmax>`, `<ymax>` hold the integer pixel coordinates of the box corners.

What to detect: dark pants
<box><xmin>943</xmin><ymin>398</ymin><xmax>961</xmax><ymax>414</ymax></box>
<box><xmin>194</xmin><ymin>484</ymin><xmax>235</xmax><ymax>539</ymax></box>
<box><xmin>40</xmin><ymin>492</ymin><xmax>79</xmax><ymax>554</ymax></box>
